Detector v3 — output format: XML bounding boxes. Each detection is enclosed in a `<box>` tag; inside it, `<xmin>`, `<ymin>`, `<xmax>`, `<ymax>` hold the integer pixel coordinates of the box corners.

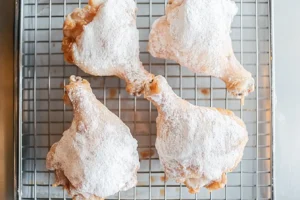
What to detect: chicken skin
<box><xmin>148</xmin><ymin>0</ymin><xmax>255</xmax><ymax>99</ymax></box>
<box><xmin>46</xmin><ymin>76</ymin><xmax>140</xmax><ymax>200</ymax></box>
<box><xmin>62</xmin><ymin>0</ymin><xmax>153</xmax><ymax>95</ymax></box>
<box><xmin>143</xmin><ymin>75</ymin><xmax>248</xmax><ymax>193</ymax></box>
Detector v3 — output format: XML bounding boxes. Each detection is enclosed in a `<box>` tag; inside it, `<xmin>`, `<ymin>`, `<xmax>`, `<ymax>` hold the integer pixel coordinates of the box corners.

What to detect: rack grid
<box><xmin>18</xmin><ymin>0</ymin><xmax>274</xmax><ymax>199</ymax></box>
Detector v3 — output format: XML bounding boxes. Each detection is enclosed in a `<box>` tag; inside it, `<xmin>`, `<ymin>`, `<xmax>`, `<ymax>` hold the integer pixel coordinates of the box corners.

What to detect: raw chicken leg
<box><xmin>46</xmin><ymin>76</ymin><xmax>140</xmax><ymax>200</ymax></box>
<box><xmin>62</xmin><ymin>0</ymin><xmax>153</xmax><ymax>95</ymax></box>
<box><xmin>143</xmin><ymin>75</ymin><xmax>248</xmax><ymax>193</ymax></box>
<box><xmin>148</xmin><ymin>0</ymin><xmax>255</xmax><ymax>99</ymax></box>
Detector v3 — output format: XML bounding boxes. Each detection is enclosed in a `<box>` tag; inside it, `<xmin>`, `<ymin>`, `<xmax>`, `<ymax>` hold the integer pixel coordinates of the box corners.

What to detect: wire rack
<box><xmin>17</xmin><ymin>0</ymin><xmax>274</xmax><ymax>199</ymax></box>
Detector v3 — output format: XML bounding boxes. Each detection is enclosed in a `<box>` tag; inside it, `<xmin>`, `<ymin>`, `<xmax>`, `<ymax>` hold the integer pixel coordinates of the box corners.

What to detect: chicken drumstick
<box><xmin>46</xmin><ymin>76</ymin><xmax>140</xmax><ymax>199</ymax></box>
<box><xmin>148</xmin><ymin>0</ymin><xmax>255</xmax><ymax>99</ymax></box>
<box><xmin>62</xmin><ymin>0</ymin><xmax>153</xmax><ymax>95</ymax></box>
<box><xmin>143</xmin><ymin>75</ymin><xmax>248</xmax><ymax>193</ymax></box>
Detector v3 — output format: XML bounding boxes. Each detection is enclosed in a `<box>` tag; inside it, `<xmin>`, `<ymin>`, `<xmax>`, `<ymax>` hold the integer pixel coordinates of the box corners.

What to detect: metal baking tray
<box><xmin>16</xmin><ymin>0</ymin><xmax>275</xmax><ymax>199</ymax></box>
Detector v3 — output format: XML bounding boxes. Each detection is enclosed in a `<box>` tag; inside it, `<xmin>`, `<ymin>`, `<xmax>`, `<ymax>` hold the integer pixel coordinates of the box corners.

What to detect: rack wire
<box><xmin>18</xmin><ymin>0</ymin><xmax>274</xmax><ymax>199</ymax></box>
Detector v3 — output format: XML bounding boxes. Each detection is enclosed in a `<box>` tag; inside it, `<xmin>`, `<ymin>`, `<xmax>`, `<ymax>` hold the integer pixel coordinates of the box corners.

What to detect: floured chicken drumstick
<box><xmin>46</xmin><ymin>76</ymin><xmax>140</xmax><ymax>200</ymax></box>
<box><xmin>144</xmin><ymin>75</ymin><xmax>248</xmax><ymax>193</ymax></box>
<box><xmin>62</xmin><ymin>0</ymin><xmax>153</xmax><ymax>95</ymax></box>
<box><xmin>148</xmin><ymin>0</ymin><xmax>255</xmax><ymax>99</ymax></box>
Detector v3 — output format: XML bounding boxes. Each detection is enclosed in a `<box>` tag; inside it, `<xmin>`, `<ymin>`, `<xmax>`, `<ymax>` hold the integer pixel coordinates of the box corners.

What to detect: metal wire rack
<box><xmin>17</xmin><ymin>0</ymin><xmax>274</xmax><ymax>199</ymax></box>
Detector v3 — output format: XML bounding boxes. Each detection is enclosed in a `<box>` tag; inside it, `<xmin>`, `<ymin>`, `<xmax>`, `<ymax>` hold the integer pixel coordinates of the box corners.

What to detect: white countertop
<box><xmin>274</xmin><ymin>0</ymin><xmax>300</xmax><ymax>199</ymax></box>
